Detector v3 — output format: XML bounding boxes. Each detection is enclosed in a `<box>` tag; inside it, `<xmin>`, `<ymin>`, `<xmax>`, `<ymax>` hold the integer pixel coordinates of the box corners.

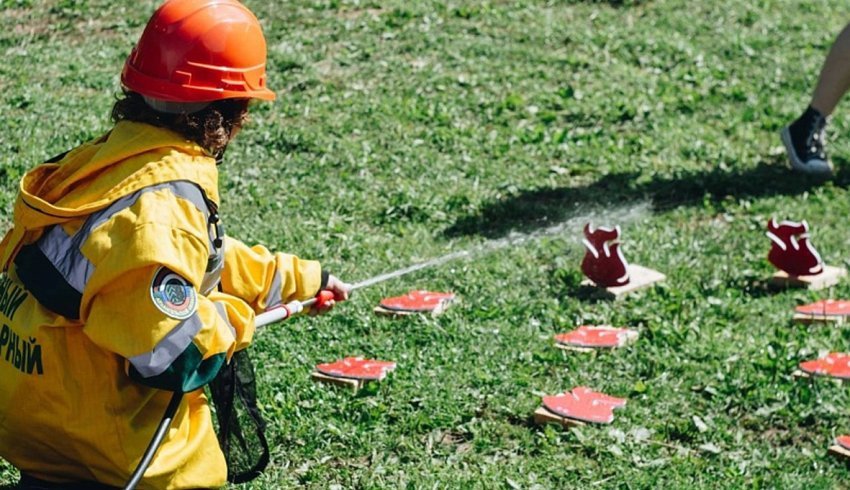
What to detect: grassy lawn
<box><xmin>4</xmin><ymin>0</ymin><xmax>850</xmax><ymax>488</ymax></box>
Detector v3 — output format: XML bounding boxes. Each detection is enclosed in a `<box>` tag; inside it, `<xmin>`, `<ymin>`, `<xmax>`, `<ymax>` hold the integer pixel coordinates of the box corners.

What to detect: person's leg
<box><xmin>811</xmin><ymin>23</ymin><xmax>850</xmax><ymax>116</ymax></box>
<box><xmin>781</xmin><ymin>22</ymin><xmax>850</xmax><ymax>176</ymax></box>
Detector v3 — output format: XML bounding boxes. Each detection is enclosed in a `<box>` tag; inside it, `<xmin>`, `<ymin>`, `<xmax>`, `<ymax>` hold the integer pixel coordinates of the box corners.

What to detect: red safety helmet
<box><xmin>121</xmin><ymin>0</ymin><xmax>275</xmax><ymax>103</ymax></box>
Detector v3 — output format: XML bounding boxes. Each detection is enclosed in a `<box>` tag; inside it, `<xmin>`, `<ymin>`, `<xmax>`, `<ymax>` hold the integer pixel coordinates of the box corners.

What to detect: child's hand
<box><xmin>311</xmin><ymin>275</ymin><xmax>351</xmax><ymax>315</ymax></box>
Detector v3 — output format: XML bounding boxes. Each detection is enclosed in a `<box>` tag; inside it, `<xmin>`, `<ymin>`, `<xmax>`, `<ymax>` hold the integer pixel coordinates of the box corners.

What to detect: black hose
<box><xmin>123</xmin><ymin>391</ymin><xmax>184</xmax><ymax>490</ymax></box>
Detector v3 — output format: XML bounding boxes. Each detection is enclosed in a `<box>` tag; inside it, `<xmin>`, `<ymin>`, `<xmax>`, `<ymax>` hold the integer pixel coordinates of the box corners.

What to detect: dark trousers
<box><xmin>17</xmin><ymin>474</ymin><xmax>118</xmax><ymax>490</ymax></box>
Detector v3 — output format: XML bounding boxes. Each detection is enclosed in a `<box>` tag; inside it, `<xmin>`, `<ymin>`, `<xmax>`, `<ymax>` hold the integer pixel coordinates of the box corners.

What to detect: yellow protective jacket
<box><xmin>0</xmin><ymin>121</ymin><xmax>323</xmax><ymax>489</ymax></box>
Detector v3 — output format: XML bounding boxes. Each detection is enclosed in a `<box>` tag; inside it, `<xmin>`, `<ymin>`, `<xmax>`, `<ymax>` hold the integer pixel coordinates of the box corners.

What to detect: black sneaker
<box><xmin>781</xmin><ymin>106</ymin><xmax>833</xmax><ymax>175</ymax></box>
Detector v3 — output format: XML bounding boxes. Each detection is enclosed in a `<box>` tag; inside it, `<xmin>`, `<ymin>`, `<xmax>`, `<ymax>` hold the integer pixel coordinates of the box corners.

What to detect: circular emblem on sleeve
<box><xmin>150</xmin><ymin>267</ymin><xmax>198</xmax><ymax>320</ymax></box>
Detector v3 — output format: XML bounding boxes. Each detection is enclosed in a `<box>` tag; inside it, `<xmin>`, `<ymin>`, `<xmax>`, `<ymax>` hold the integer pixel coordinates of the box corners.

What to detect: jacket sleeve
<box><xmin>220</xmin><ymin>236</ymin><xmax>323</xmax><ymax>313</ymax></box>
<box><xmin>78</xmin><ymin>187</ymin><xmax>256</xmax><ymax>392</ymax></box>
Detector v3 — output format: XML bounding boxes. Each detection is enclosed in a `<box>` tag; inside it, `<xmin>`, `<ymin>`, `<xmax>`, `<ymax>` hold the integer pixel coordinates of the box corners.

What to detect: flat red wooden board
<box><xmin>379</xmin><ymin>290</ymin><xmax>455</xmax><ymax>312</ymax></box>
<box><xmin>541</xmin><ymin>387</ymin><xmax>627</xmax><ymax>424</ymax></box>
<box><xmin>554</xmin><ymin>326</ymin><xmax>637</xmax><ymax>348</ymax></box>
<box><xmin>315</xmin><ymin>357</ymin><xmax>397</xmax><ymax>381</ymax></box>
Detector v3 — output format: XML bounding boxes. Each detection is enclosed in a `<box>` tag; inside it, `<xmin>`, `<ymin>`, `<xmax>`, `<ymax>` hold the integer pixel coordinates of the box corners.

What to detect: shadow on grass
<box><xmin>732</xmin><ymin>276</ymin><xmax>779</xmax><ymax>299</ymax></box>
<box><xmin>505</xmin><ymin>412</ymin><xmax>541</xmax><ymax>430</ymax></box>
<box><xmin>568</xmin><ymin>0</ymin><xmax>651</xmax><ymax>6</ymax></box>
<box><xmin>445</xmin><ymin>157</ymin><xmax>842</xmax><ymax>240</ymax></box>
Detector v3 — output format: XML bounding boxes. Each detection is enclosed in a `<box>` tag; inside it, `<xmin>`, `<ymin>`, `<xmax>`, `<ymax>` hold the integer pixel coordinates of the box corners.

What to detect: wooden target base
<box><xmin>532</xmin><ymin>406</ymin><xmax>586</xmax><ymax>428</ymax></box>
<box><xmin>829</xmin><ymin>444</ymin><xmax>850</xmax><ymax>460</ymax></box>
<box><xmin>554</xmin><ymin>339</ymin><xmax>637</xmax><ymax>353</ymax></box>
<box><xmin>554</xmin><ymin>329</ymin><xmax>638</xmax><ymax>353</ymax></box>
<box><xmin>311</xmin><ymin>371</ymin><xmax>366</xmax><ymax>391</ymax></box>
<box><xmin>581</xmin><ymin>265</ymin><xmax>665</xmax><ymax>299</ymax></box>
<box><xmin>791</xmin><ymin>369</ymin><xmax>850</xmax><ymax>384</ymax></box>
<box><xmin>793</xmin><ymin>313</ymin><xmax>847</xmax><ymax>326</ymax></box>
<box><xmin>554</xmin><ymin>344</ymin><xmax>597</xmax><ymax>353</ymax></box>
<box><xmin>373</xmin><ymin>302</ymin><xmax>454</xmax><ymax>317</ymax></box>
<box><xmin>770</xmin><ymin>265</ymin><xmax>846</xmax><ymax>291</ymax></box>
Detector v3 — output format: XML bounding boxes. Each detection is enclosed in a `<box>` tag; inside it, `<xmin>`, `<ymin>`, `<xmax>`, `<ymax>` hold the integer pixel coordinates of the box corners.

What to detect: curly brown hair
<box><xmin>111</xmin><ymin>91</ymin><xmax>250</xmax><ymax>158</ymax></box>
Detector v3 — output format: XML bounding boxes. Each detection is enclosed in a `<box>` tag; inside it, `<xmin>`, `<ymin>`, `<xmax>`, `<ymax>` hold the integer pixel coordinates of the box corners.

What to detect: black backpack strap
<box><xmin>208</xmin><ymin>348</ymin><xmax>270</xmax><ymax>483</ymax></box>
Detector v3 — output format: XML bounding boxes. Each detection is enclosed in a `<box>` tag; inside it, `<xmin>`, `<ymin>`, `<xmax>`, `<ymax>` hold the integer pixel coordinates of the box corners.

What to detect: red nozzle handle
<box><xmin>315</xmin><ymin>290</ymin><xmax>336</xmax><ymax>309</ymax></box>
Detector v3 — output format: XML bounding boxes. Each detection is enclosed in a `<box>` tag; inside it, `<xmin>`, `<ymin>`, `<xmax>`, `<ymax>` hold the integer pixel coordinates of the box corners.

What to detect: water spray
<box><xmin>256</xmin><ymin>201</ymin><xmax>649</xmax><ymax>325</ymax></box>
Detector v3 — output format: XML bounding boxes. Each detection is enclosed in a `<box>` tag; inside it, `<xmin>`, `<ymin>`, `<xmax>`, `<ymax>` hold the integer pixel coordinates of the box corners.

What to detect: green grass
<box><xmin>4</xmin><ymin>0</ymin><xmax>850</xmax><ymax>488</ymax></box>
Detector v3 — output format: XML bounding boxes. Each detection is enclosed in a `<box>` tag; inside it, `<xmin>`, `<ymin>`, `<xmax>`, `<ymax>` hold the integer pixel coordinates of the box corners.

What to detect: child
<box><xmin>0</xmin><ymin>0</ymin><xmax>349</xmax><ymax>488</ymax></box>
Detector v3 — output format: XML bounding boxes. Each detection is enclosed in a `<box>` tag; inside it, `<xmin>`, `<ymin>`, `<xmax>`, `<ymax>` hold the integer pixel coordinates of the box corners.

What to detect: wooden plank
<box><xmin>373</xmin><ymin>303</ymin><xmax>452</xmax><ymax>317</ymax></box>
<box><xmin>793</xmin><ymin>312</ymin><xmax>847</xmax><ymax>325</ymax></box>
<box><xmin>553</xmin><ymin>343</ymin><xmax>596</xmax><ymax>353</ymax></box>
<box><xmin>374</xmin><ymin>306</ymin><xmax>418</xmax><ymax>317</ymax></box>
<box><xmin>581</xmin><ymin>264</ymin><xmax>665</xmax><ymax>299</ymax></box>
<box><xmin>791</xmin><ymin>369</ymin><xmax>850</xmax><ymax>384</ymax></box>
<box><xmin>829</xmin><ymin>444</ymin><xmax>850</xmax><ymax>460</ymax></box>
<box><xmin>554</xmin><ymin>328</ymin><xmax>639</xmax><ymax>352</ymax></box>
<box><xmin>311</xmin><ymin>371</ymin><xmax>364</xmax><ymax>391</ymax></box>
<box><xmin>770</xmin><ymin>265</ymin><xmax>846</xmax><ymax>291</ymax></box>
<box><xmin>533</xmin><ymin>406</ymin><xmax>586</xmax><ymax>428</ymax></box>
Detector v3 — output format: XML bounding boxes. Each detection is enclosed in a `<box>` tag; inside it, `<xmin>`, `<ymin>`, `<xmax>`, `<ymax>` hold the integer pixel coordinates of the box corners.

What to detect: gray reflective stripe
<box><xmin>265</xmin><ymin>270</ymin><xmax>283</xmax><ymax>310</ymax></box>
<box><xmin>129</xmin><ymin>313</ymin><xmax>203</xmax><ymax>378</ymax></box>
<box><xmin>37</xmin><ymin>225</ymin><xmax>93</xmax><ymax>293</ymax></box>
<box><xmin>214</xmin><ymin>301</ymin><xmax>236</xmax><ymax>338</ymax></box>
<box><xmin>35</xmin><ymin>181</ymin><xmax>210</xmax><ymax>294</ymax></box>
<box><xmin>80</xmin><ymin>181</ymin><xmax>208</xmax><ymax>239</ymax></box>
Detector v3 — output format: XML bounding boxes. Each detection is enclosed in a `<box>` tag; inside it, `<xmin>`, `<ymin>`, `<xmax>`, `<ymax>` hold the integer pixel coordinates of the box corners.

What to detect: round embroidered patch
<box><xmin>150</xmin><ymin>267</ymin><xmax>197</xmax><ymax>320</ymax></box>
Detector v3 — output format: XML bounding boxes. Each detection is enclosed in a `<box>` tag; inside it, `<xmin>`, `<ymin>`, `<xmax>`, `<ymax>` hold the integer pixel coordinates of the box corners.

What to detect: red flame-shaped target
<box><xmin>316</xmin><ymin>357</ymin><xmax>397</xmax><ymax>380</ymax></box>
<box><xmin>581</xmin><ymin>223</ymin><xmax>630</xmax><ymax>287</ymax></box>
<box><xmin>554</xmin><ymin>326</ymin><xmax>637</xmax><ymax>348</ymax></box>
<box><xmin>766</xmin><ymin>219</ymin><xmax>824</xmax><ymax>276</ymax></box>
<box><xmin>837</xmin><ymin>435</ymin><xmax>850</xmax><ymax>451</ymax></box>
<box><xmin>542</xmin><ymin>387</ymin><xmax>627</xmax><ymax>424</ymax></box>
<box><xmin>799</xmin><ymin>353</ymin><xmax>850</xmax><ymax>380</ymax></box>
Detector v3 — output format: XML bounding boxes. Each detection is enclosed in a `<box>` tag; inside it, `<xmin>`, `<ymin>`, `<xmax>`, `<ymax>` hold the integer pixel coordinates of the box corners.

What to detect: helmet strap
<box><xmin>215</xmin><ymin>143</ymin><xmax>229</xmax><ymax>165</ymax></box>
